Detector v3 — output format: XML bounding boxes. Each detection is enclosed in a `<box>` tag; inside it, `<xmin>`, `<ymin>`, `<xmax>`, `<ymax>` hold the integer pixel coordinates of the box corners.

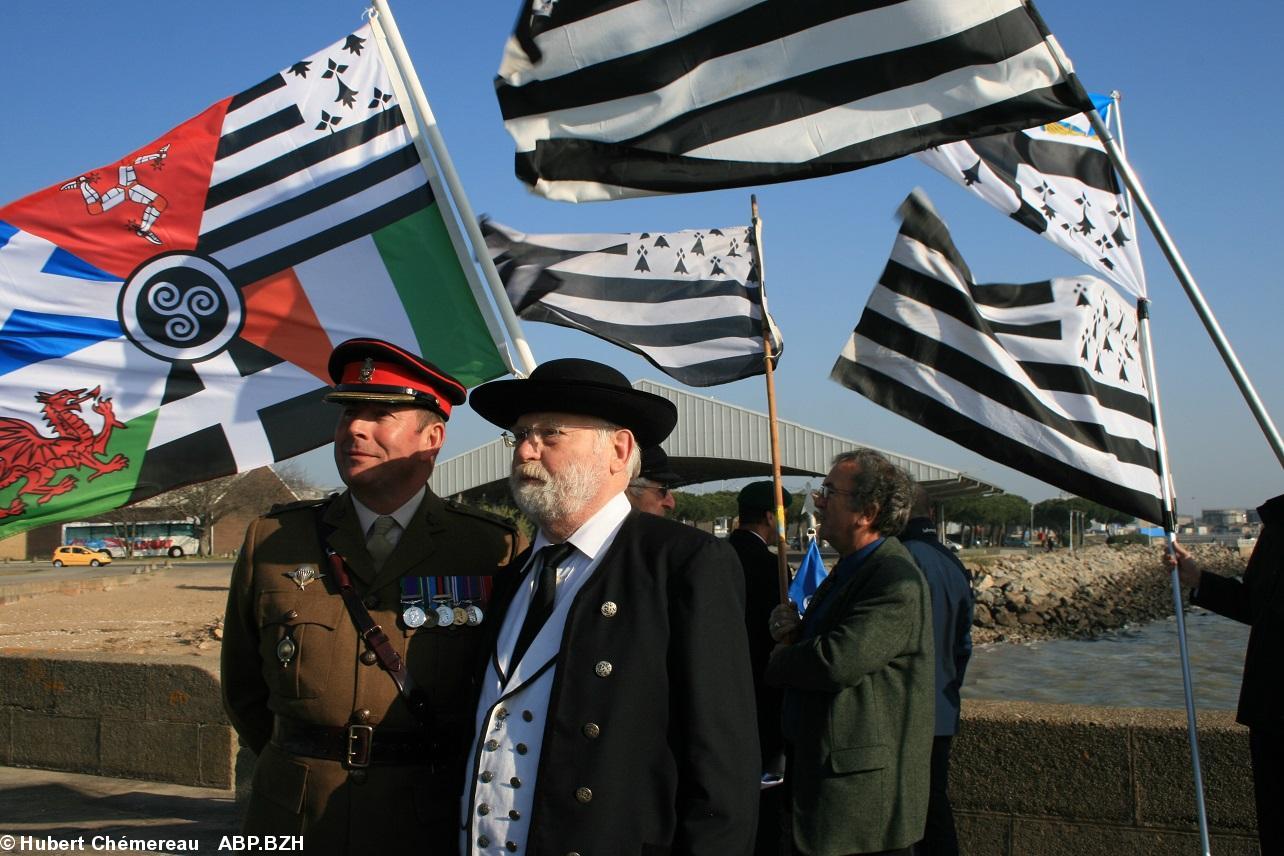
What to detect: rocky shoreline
<box><xmin>966</xmin><ymin>542</ymin><xmax>1246</xmax><ymax>644</ymax></box>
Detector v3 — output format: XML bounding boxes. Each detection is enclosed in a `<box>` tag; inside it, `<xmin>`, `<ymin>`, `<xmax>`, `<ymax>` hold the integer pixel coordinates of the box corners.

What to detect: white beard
<box><xmin>510</xmin><ymin>458</ymin><xmax>606</xmax><ymax>528</ymax></box>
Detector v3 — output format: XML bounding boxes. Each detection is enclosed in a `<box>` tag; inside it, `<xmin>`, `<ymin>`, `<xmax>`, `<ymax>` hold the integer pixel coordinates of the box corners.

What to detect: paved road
<box><xmin>0</xmin><ymin>766</ymin><xmax>240</xmax><ymax>855</ymax></box>
<box><xmin>0</xmin><ymin>560</ymin><xmax>231</xmax><ymax>583</ymax></box>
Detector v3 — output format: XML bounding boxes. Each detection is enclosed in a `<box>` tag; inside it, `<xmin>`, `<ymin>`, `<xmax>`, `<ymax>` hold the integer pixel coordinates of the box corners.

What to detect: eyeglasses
<box><xmin>501</xmin><ymin>425</ymin><xmax>600</xmax><ymax>448</ymax></box>
<box><xmin>812</xmin><ymin>483</ymin><xmax>855</xmax><ymax>501</ymax></box>
<box><xmin>629</xmin><ymin>482</ymin><xmax>671</xmax><ymax>498</ymax></box>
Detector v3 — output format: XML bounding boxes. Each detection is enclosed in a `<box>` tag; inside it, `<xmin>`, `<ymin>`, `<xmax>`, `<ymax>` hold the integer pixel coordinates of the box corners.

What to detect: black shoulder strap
<box><xmin>313</xmin><ymin>506</ymin><xmax>432</xmax><ymax>725</ymax></box>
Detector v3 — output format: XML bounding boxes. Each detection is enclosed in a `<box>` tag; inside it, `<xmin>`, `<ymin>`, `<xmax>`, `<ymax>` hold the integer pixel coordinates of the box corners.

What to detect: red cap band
<box><xmin>337</xmin><ymin>360</ymin><xmax>454</xmax><ymax>418</ymax></box>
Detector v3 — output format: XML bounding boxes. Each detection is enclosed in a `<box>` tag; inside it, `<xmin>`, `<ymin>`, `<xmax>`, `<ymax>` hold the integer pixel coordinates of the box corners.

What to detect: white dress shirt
<box><xmin>351</xmin><ymin>486</ymin><xmax>425</xmax><ymax>546</ymax></box>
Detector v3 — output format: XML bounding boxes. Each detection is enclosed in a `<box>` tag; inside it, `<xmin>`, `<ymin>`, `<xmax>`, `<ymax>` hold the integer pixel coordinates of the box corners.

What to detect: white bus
<box><xmin>61</xmin><ymin>519</ymin><xmax>202</xmax><ymax>558</ymax></box>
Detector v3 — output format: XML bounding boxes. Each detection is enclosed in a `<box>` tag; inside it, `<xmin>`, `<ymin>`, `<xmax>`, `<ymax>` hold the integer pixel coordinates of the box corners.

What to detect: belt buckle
<box><xmin>346</xmin><ymin>724</ymin><xmax>374</xmax><ymax>768</ymax></box>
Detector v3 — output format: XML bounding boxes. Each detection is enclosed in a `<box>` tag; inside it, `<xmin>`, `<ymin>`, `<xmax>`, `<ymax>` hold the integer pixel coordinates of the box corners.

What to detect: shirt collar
<box><xmin>838</xmin><ymin>536</ymin><xmax>884</xmax><ymax>573</ymax></box>
<box><xmin>352</xmin><ymin>485</ymin><xmax>426</xmax><ymax>536</ymax></box>
<box><xmin>531</xmin><ymin>491</ymin><xmax>632</xmax><ymax>562</ymax></box>
<box><xmin>901</xmin><ymin>517</ymin><xmax>936</xmax><ymax>540</ymax></box>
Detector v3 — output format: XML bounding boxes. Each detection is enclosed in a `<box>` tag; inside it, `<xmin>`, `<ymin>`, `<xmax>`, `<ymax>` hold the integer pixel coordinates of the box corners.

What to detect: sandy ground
<box><xmin>0</xmin><ymin>564</ymin><xmax>232</xmax><ymax>659</ymax></box>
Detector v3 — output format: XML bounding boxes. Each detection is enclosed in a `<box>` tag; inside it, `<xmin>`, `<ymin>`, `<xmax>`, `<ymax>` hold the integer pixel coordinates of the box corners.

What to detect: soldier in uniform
<box><xmin>221</xmin><ymin>338</ymin><xmax>518</xmax><ymax>855</ymax></box>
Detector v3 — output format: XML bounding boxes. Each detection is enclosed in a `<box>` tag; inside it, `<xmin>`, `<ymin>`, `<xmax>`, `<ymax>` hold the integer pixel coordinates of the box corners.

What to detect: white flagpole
<box><xmin>369</xmin><ymin>0</ymin><xmax>538</xmax><ymax>377</ymax></box>
<box><xmin>1115</xmin><ymin>94</ymin><xmax>1212</xmax><ymax>856</ymax></box>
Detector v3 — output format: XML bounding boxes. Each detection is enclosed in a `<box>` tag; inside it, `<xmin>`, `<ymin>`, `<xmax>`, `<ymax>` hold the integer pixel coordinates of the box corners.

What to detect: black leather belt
<box><xmin>271</xmin><ymin>717</ymin><xmax>438</xmax><ymax>769</ymax></box>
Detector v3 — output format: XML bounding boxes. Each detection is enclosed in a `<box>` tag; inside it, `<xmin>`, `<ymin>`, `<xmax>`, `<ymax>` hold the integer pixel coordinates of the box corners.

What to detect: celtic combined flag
<box><xmin>0</xmin><ymin>24</ymin><xmax>508</xmax><ymax>539</ymax></box>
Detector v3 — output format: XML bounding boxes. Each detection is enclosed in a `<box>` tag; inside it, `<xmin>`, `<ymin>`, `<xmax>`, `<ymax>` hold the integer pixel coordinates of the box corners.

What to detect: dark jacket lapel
<box><xmin>376</xmin><ymin>489</ymin><xmax>444</xmax><ymax>586</ymax></box>
<box><xmin>321</xmin><ymin>492</ymin><xmax>377</xmax><ymax>585</ymax></box>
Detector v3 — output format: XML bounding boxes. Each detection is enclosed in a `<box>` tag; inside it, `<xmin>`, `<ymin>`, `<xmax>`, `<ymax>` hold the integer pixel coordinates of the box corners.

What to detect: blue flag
<box><xmin>789</xmin><ymin>539</ymin><xmax>827</xmax><ymax>614</ymax></box>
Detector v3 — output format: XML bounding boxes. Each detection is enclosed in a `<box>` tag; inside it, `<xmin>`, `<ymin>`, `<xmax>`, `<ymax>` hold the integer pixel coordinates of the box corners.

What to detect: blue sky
<box><xmin>4</xmin><ymin>1</ymin><xmax>1281</xmax><ymax>515</ymax></box>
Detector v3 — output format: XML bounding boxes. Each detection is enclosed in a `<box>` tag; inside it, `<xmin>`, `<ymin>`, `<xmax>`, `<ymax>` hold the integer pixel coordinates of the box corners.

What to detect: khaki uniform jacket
<box><xmin>221</xmin><ymin>489</ymin><xmax>517</xmax><ymax>856</ymax></box>
<box><xmin>766</xmin><ymin>537</ymin><xmax>934</xmax><ymax>856</ymax></box>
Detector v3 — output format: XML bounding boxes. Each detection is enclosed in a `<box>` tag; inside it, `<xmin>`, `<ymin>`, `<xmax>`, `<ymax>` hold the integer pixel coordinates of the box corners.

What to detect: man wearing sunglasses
<box><xmin>462</xmin><ymin>358</ymin><xmax>759</xmax><ymax>856</ymax></box>
<box><xmin>626</xmin><ymin>445</ymin><xmax>680</xmax><ymax>517</ymax></box>
<box><xmin>767</xmin><ymin>449</ymin><xmax>933</xmax><ymax>856</ymax></box>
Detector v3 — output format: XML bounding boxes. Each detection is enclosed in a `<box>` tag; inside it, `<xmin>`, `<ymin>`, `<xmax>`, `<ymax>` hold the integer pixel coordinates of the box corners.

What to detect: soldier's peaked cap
<box><xmin>325</xmin><ymin>338</ymin><xmax>466</xmax><ymax>420</ymax></box>
<box><xmin>469</xmin><ymin>358</ymin><xmax>678</xmax><ymax>448</ymax></box>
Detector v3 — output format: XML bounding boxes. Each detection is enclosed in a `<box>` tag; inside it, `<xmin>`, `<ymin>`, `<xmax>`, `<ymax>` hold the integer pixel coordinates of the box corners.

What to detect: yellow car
<box><xmin>52</xmin><ymin>545</ymin><xmax>113</xmax><ymax>567</ymax></box>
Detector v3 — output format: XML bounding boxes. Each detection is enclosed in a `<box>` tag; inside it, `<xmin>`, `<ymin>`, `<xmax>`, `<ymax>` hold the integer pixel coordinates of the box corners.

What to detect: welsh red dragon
<box><xmin>0</xmin><ymin>387</ymin><xmax>129</xmax><ymax>520</ymax></box>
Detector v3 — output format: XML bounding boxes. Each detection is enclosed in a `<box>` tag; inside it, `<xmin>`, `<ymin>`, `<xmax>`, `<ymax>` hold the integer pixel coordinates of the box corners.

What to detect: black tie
<box><xmin>511</xmin><ymin>542</ymin><xmax>574</xmax><ymax>669</ymax></box>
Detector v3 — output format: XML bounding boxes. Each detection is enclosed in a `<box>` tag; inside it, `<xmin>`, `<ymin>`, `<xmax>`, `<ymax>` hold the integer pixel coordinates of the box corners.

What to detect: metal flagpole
<box><xmin>1114</xmin><ymin>92</ymin><xmax>1213</xmax><ymax>856</ymax></box>
<box><xmin>369</xmin><ymin>0</ymin><xmax>538</xmax><ymax>376</ymax></box>
<box><xmin>748</xmin><ymin>195</ymin><xmax>792</xmax><ymax>605</ymax></box>
<box><xmin>1081</xmin><ymin>103</ymin><xmax>1284</xmax><ymax>468</ymax></box>
<box><xmin>1137</xmin><ymin>299</ymin><xmax>1213</xmax><ymax>856</ymax></box>
<box><xmin>1025</xmin><ymin>0</ymin><xmax>1283</xmax><ymax>466</ymax></box>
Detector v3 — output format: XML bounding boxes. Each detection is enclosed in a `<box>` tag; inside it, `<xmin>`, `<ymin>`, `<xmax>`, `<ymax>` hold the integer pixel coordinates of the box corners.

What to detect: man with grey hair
<box><xmin>462</xmin><ymin>358</ymin><xmax>760</xmax><ymax>856</ymax></box>
<box><xmin>768</xmin><ymin>449</ymin><xmax>934</xmax><ymax>856</ymax></box>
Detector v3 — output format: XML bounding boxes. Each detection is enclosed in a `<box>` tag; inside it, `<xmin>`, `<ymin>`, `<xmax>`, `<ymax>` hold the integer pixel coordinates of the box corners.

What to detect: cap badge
<box><xmin>358</xmin><ymin>357</ymin><xmax>375</xmax><ymax>384</ymax></box>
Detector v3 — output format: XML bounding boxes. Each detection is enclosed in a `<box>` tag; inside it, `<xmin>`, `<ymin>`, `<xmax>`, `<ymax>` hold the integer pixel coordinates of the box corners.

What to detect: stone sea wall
<box><xmin>967</xmin><ymin>543</ymin><xmax>1246</xmax><ymax>644</ymax></box>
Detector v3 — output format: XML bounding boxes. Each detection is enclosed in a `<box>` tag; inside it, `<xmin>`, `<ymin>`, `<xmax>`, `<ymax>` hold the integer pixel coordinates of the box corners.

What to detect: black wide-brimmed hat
<box><xmin>470</xmin><ymin>358</ymin><xmax>678</xmax><ymax>448</ymax></box>
<box><xmin>324</xmin><ymin>338</ymin><xmax>467</xmax><ymax>420</ymax></box>
<box><xmin>639</xmin><ymin>446</ymin><xmax>680</xmax><ymax>485</ymax></box>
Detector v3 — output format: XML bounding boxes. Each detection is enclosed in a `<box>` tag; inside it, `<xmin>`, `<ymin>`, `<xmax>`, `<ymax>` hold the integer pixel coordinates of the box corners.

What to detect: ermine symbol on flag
<box><xmin>0</xmin><ymin>386</ymin><xmax>128</xmax><ymax>520</ymax></box>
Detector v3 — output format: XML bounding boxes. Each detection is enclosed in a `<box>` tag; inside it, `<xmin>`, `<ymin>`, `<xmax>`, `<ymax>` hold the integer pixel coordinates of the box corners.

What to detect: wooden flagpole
<box><xmin>369</xmin><ymin>0</ymin><xmax>538</xmax><ymax>377</ymax></box>
<box><xmin>748</xmin><ymin>195</ymin><xmax>792</xmax><ymax>604</ymax></box>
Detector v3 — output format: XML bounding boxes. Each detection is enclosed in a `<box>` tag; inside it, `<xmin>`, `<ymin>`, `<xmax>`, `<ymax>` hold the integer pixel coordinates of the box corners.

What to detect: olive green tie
<box><xmin>366</xmin><ymin>515</ymin><xmax>399</xmax><ymax>570</ymax></box>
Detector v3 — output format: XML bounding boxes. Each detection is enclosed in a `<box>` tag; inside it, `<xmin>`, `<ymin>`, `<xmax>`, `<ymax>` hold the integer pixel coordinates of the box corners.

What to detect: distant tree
<box><xmin>942</xmin><ymin>494</ymin><xmax>1032</xmax><ymax>546</ymax></box>
<box><xmin>87</xmin><ymin>503</ymin><xmax>161</xmax><ymax>558</ymax></box>
<box><xmin>164</xmin><ymin>474</ymin><xmax>254</xmax><ymax>555</ymax></box>
<box><xmin>1032</xmin><ymin>496</ymin><xmax>1132</xmax><ymax>542</ymax></box>
<box><xmin>273</xmin><ymin>461</ymin><xmax>324</xmax><ymax>498</ymax></box>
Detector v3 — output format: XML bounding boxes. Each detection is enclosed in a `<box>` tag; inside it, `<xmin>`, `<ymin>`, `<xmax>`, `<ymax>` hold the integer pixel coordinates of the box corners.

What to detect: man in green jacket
<box><xmin>768</xmin><ymin>449</ymin><xmax>934</xmax><ymax>856</ymax></box>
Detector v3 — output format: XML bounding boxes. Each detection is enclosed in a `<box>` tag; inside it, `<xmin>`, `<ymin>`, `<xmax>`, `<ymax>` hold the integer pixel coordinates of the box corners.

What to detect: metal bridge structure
<box><xmin>435</xmin><ymin>380</ymin><xmax>1000</xmax><ymax>505</ymax></box>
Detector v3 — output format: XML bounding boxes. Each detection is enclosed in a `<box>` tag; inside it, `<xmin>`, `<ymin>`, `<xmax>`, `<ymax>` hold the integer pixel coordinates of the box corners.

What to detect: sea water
<box><xmin>963</xmin><ymin>608</ymin><xmax>1251</xmax><ymax>711</ymax></box>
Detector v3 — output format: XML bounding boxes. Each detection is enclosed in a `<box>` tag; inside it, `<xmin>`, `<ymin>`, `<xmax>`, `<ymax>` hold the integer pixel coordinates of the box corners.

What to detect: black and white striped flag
<box><xmin>831</xmin><ymin>191</ymin><xmax>1163</xmax><ymax>523</ymax></box>
<box><xmin>482</xmin><ymin>219</ymin><xmax>780</xmax><ymax>386</ymax></box>
<box><xmin>497</xmin><ymin>0</ymin><xmax>1091</xmax><ymax>201</ymax></box>
<box><xmin>916</xmin><ymin>98</ymin><xmax>1147</xmax><ymax>298</ymax></box>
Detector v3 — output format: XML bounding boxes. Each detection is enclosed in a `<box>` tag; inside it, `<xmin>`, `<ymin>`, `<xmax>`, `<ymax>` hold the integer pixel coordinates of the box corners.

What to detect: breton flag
<box><xmin>496</xmin><ymin>0</ymin><xmax>1092</xmax><ymax>202</ymax></box>
<box><xmin>0</xmin><ymin>24</ymin><xmax>508</xmax><ymax>538</ymax></box>
<box><xmin>915</xmin><ymin>95</ymin><xmax>1147</xmax><ymax>298</ymax></box>
<box><xmin>482</xmin><ymin>219</ymin><xmax>781</xmax><ymax>387</ymax></box>
<box><xmin>831</xmin><ymin>191</ymin><xmax>1163</xmax><ymax>524</ymax></box>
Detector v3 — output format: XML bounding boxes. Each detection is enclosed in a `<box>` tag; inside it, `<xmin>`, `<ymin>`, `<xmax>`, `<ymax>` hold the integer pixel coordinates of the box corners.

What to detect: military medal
<box><xmin>286</xmin><ymin>565</ymin><xmax>322</xmax><ymax>591</ymax></box>
<box><xmin>400</xmin><ymin>577</ymin><xmax>428</xmax><ymax>630</ymax></box>
<box><xmin>434</xmin><ymin>594</ymin><xmax>455</xmax><ymax>628</ymax></box>
<box><xmin>452</xmin><ymin>606</ymin><xmax>468</xmax><ymax>626</ymax></box>
<box><xmin>466</xmin><ymin>604</ymin><xmax>484</xmax><ymax>626</ymax></box>
<box><xmin>276</xmin><ymin>635</ymin><xmax>297</xmax><ymax>668</ymax></box>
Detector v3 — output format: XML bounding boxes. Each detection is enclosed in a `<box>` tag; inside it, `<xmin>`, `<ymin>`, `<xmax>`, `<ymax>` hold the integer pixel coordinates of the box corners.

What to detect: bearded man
<box><xmin>460</xmin><ymin>358</ymin><xmax>760</xmax><ymax>856</ymax></box>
